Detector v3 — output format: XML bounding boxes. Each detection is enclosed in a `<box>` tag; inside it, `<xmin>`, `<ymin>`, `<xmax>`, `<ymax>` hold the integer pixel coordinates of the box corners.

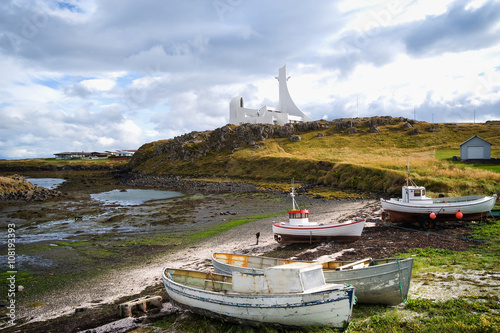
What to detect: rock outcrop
<box><xmin>148</xmin><ymin>121</ymin><xmax>332</xmax><ymax>163</ymax></box>
<box><xmin>131</xmin><ymin>116</ymin><xmax>418</xmax><ymax>166</ymax></box>
<box><xmin>123</xmin><ymin>173</ymin><xmax>262</xmax><ymax>194</ymax></box>
<box><xmin>0</xmin><ymin>175</ymin><xmax>63</xmax><ymax>202</ymax></box>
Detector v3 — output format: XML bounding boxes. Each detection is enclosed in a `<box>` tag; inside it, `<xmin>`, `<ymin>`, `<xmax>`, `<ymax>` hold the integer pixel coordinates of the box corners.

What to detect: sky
<box><xmin>1</xmin><ymin>0</ymin><xmax>499</xmax><ymax>159</ymax></box>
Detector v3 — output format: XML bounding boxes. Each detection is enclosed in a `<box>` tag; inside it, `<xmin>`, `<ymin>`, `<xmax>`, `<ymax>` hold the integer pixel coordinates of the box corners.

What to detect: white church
<box><xmin>229</xmin><ymin>65</ymin><xmax>313</xmax><ymax>126</ymax></box>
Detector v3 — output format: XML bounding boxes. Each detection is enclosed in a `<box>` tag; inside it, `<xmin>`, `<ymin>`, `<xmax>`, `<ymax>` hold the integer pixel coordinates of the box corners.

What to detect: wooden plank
<box><xmin>119</xmin><ymin>295</ymin><xmax>163</xmax><ymax>317</ymax></box>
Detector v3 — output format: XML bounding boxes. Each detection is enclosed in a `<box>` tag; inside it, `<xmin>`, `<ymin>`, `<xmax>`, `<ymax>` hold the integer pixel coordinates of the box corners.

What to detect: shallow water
<box><xmin>90</xmin><ymin>189</ymin><xmax>183</xmax><ymax>206</ymax></box>
<box><xmin>26</xmin><ymin>178</ymin><xmax>66</xmax><ymax>189</ymax></box>
<box><xmin>1</xmin><ymin>189</ymin><xmax>184</xmax><ymax>245</ymax></box>
<box><xmin>12</xmin><ymin>214</ymin><xmax>145</xmax><ymax>244</ymax></box>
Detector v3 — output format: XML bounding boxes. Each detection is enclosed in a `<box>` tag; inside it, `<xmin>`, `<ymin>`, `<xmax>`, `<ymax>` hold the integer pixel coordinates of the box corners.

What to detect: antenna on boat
<box><xmin>290</xmin><ymin>178</ymin><xmax>299</xmax><ymax>210</ymax></box>
<box><xmin>406</xmin><ymin>157</ymin><xmax>410</xmax><ymax>187</ymax></box>
<box><xmin>406</xmin><ymin>157</ymin><xmax>418</xmax><ymax>187</ymax></box>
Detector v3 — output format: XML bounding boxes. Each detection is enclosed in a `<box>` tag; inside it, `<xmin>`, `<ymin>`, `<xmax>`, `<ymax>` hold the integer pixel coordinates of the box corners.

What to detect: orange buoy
<box><xmin>456</xmin><ymin>211</ymin><xmax>463</xmax><ymax>219</ymax></box>
<box><xmin>430</xmin><ymin>212</ymin><xmax>436</xmax><ymax>219</ymax></box>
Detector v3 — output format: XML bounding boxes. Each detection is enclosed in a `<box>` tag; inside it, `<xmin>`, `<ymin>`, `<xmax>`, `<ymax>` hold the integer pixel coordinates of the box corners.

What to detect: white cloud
<box><xmin>80</xmin><ymin>78</ymin><xmax>116</xmax><ymax>91</ymax></box>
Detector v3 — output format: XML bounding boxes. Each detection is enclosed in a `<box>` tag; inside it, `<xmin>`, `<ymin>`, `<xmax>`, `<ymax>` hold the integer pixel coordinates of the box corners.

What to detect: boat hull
<box><xmin>272</xmin><ymin>219</ymin><xmax>366</xmax><ymax>243</ymax></box>
<box><xmin>322</xmin><ymin>259</ymin><xmax>413</xmax><ymax>305</ymax></box>
<box><xmin>381</xmin><ymin>194</ymin><xmax>496</xmax><ymax>223</ymax></box>
<box><xmin>211</xmin><ymin>254</ymin><xmax>413</xmax><ymax>306</ymax></box>
<box><xmin>162</xmin><ymin>268</ymin><xmax>354</xmax><ymax>328</ymax></box>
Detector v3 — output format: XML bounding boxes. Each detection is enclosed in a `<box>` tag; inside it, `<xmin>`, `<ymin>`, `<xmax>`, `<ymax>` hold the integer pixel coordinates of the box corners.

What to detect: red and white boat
<box><xmin>381</xmin><ymin>170</ymin><xmax>497</xmax><ymax>228</ymax></box>
<box><xmin>272</xmin><ymin>187</ymin><xmax>366</xmax><ymax>244</ymax></box>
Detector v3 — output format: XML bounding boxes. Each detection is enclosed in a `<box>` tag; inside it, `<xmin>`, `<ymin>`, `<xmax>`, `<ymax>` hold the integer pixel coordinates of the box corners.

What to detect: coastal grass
<box><xmin>0</xmin><ymin>158</ymin><xmax>128</xmax><ymax>169</ymax></box>
<box><xmin>348</xmin><ymin>298</ymin><xmax>500</xmax><ymax>332</ymax></box>
<box><xmin>188</xmin><ymin>213</ymin><xmax>282</xmax><ymax>241</ymax></box>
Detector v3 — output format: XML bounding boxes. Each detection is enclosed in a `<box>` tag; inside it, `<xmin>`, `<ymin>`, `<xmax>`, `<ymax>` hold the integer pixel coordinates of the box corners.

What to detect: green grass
<box><xmin>189</xmin><ymin>213</ymin><xmax>282</xmax><ymax>241</ymax></box>
<box><xmin>434</xmin><ymin>149</ymin><xmax>460</xmax><ymax>161</ymax></box>
<box><xmin>347</xmin><ymin>298</ymin><xmax>500</xmax><ymax>332</ymax></box>
<box><xmin>472</xmin><ymin>164</ymin><xmax>500</xmax><ymax>173</ymax></box>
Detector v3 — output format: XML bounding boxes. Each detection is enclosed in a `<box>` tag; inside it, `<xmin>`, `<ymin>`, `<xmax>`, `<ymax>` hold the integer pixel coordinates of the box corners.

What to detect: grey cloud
<box><xmin>63</xmin><ymin>83</ymin><xmax>93</xmax><ymax>98</ymax></box>
<box><xmin>404</xmin><ymin>0</ymin><xmax>500</xmax><ymax>57</ymax></box>
<box><xmin>325</xmin><ymin>0</ymin><xmax>500</xmax><ymax>77</ymax></box>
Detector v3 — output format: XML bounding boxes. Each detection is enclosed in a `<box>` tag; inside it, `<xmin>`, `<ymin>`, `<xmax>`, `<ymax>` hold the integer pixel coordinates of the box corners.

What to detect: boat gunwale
<box><xmin>211</xmin><ymin>253</ymin><xmax>413</xmax><ymax>273</ymax></box>
<box><xmin>381</xmin><ymin>194</ymin><xmax>496</xmax><ymax>209</ymax></box>
<box><xmin>162</xmin><ymin>268</ymin><xmax>354</xmax><ymax>302</ymax></box>
<box><xmin>162</xmin><ymin>278</ymin><xmax>354</xmax><ymax>309</ymax></box>
<box><xmin>272</xmin><ymin>219</ymin><xmax>366</xmax><ymax>230</ymax></box>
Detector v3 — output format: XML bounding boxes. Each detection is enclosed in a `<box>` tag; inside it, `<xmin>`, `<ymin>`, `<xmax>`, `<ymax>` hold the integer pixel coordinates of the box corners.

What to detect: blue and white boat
<box><xmin>162</xmin><ymin>262</ymin><xmax>355</xmax><ymax>328</ymax></box>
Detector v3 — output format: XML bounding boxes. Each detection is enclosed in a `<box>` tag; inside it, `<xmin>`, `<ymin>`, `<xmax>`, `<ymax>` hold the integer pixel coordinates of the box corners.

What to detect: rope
<box><xmin>207</xmin><ymin>270</ymin><xmax>218</xmax><ymax>291</ymax></box>
<box><xmin>366</xmin><ymin>219</ymin><xmax>500</xmax><ymax>244</ymax></box>
<box><xmin>347</xmin><ymin>284</ymin><xmax>357</xmax><ymax>306</ymax></box>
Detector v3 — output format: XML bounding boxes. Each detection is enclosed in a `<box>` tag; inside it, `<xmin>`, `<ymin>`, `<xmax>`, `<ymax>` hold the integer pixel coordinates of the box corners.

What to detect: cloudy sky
<box><xmin>1</xmin><ymin>0</ymin><xmax>499</xmax><ymax>159</ymax></box>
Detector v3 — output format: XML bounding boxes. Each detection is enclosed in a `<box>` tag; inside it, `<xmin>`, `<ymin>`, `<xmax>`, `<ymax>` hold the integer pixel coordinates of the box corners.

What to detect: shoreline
<box><xmin>15</xmin><ymin>198</ymin><xmax>375</xmax><ymax>327</ymax></box>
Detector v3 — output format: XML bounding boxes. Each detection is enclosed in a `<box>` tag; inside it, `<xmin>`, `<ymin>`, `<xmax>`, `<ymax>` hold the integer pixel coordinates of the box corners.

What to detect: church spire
<box><xmin>276</xmin><ymin>65</ymin><xmax>312</xmax><ymax>120</ymax></box>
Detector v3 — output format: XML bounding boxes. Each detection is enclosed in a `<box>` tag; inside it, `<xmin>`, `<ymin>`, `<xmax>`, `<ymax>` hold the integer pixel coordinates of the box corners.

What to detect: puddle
<box><xmin>26</xmin><ymin>178</ymin><xmax>66</xmax><ymax>189</ymax></box>
<box><xmin>90</xmin><ymin>189</ymin><xmax>183</xmax><ymax>206</ymax></box>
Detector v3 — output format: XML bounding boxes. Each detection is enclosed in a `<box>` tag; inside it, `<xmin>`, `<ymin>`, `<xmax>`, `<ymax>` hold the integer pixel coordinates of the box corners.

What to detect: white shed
<box><xmin>459</xmin><ymin>135</ymin><xmax>492</xmax><ymax>160</ymax></box>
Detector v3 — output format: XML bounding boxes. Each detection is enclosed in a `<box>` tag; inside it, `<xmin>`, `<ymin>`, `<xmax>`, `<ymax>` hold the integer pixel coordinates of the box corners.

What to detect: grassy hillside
<box><xmin>130</xmin><ymin>117</ymin><xmax>500</xmax><ymax>198</ymax></box>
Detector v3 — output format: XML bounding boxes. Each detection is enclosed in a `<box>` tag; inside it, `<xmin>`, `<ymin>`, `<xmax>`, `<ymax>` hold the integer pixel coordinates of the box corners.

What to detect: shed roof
<box><xmin>459</xmin><ymin>135</ymin><xmax>492</xmax><ymax>146</ymax></box>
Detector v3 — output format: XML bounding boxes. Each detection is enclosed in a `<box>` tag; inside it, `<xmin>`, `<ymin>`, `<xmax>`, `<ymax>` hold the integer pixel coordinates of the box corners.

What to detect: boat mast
<box><xmin>407</xmin><ymin>157</ymin><xmax>410</xmax><ymax>188</ymax></box>
<box><xmin>291</xmin><ymin>179</ymin><xmax>299</xmax><ymax>210</ymax></box>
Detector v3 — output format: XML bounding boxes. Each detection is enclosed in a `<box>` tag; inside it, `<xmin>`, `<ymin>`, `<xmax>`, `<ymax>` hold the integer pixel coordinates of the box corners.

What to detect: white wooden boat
<box><xmin>272</xmin><ymin>186</ymin><xmax>365</xmax><ymax>243</ymax></box>
<box><xmin>162</xmin><ymin>263</ymin><xmax>355</xmax><ymax>328</ymax></box>
<box><xmin>211</xmin><ymin>252</ymin><xmax>413</xmax><ymax>306</ymax></box>
<box><xmin>381</xmin><ymin>179</ymin><xmax>497</xmax><ymax>228</ymax></box>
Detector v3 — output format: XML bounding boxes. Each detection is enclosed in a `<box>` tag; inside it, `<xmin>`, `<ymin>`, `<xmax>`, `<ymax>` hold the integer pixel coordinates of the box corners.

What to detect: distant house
<box><xmin>55</xmin><ymin>150</ymin><xmax>136</xmax><ymax>159</ymax></box>
<box><xmin>459</xmin><ymin>135</ymin><xmax>492</xmax><ymax>160</ymax></box>
<box><xmin>54</xmin><ymin>152</ymin><xmax>91</xmax><ymax>159</ymax></box>
<box><xmin>115</xmin><ymin>150</ymin><xmax>137</xmax><ymax>157</ymax></box>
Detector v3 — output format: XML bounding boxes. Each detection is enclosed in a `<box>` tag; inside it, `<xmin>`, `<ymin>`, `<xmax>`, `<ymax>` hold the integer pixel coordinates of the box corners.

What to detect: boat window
<box><xmin>414</xmin><ymin>190</ymin><xmax>421</xmax><ymax>197</ymax></box>
<box><xmin>289</xmin><ymin>212</ymin><xmax>308</xmax><ymax>219</ymax></box>
<box><xmin>301</xmin><ymin>269</ymin><xmax>324</xmax><ymax>290</ymax></box>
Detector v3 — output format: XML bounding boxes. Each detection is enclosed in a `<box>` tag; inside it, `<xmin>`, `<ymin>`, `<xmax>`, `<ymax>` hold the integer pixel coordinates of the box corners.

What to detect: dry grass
<box><xmin>0</xmin><ymin>175</ymin><xmax>34</xmax><ymax>193</ymax></box>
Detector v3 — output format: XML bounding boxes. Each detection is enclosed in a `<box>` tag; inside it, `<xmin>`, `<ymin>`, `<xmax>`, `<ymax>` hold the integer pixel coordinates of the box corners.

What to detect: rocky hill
<box><xmin>129</xmin><ymin>117</ymin><xmax>500</xmax><ymax>197</ymax></box>
<box><xmin>131</xmin><ymin>117</ymin><xmax>416</xmax><ymax>164</ymax></box>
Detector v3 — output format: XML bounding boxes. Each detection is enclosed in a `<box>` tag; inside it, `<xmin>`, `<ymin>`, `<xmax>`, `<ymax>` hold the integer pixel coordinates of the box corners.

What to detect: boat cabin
<box><xmin>232</xmin><ymin>262</ymin><xmax>328</xmax><ymax>294</ymax></box>
<box><xmin>402</xmin><ymin>186</ymin><xmax>433</xmax><ymax>203</ymax></box>
<box><xmin>288</xmin><ymin>209</ymin><xmax>310</xmax><ymax>225</ymax></box>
